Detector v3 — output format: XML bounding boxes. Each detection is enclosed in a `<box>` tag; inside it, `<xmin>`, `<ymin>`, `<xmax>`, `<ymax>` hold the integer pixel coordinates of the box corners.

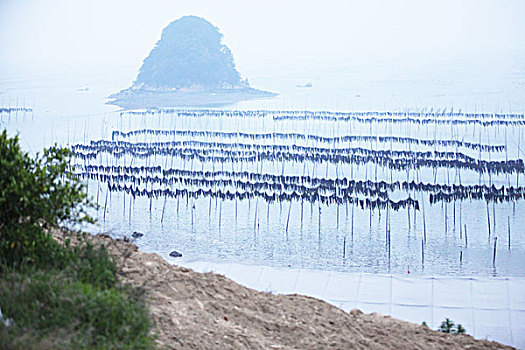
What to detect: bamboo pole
<box><xmin>486</xmin><ymin>202</ymin><xmax>491</xmax><ymax>239</ymax></box>
<box><xmin>459</xmin><ymin>202</ymin><xmax>462</xmax><ymax>239</ymax></box>
<box><xmin>266</xmin><ymin>200</ymin><xmax>270</xmax><ymax>228</ymax></box>
<box><xmin>422</xmin><ymin>193</ymin><xmax>427</xmax><ymax>243</ymax></box>
<box><xmin>191</xmin><ymin>202</ymin><xmax>195</xmax><ymax>229</ymax></box>
<box><xmin>208</xmin><ymin>196</ymin><xmax>212</xmax><ymax>226</ymax></box>
<box><xmin>407</xmin><ymin>204</ymin><xmax>411</xmax><ymax>232</ymax></box>
<box><xmin>453</xmin><ymin>200</ymin><xmax>456</xmax><ymax>232</ymax></box>
<box><xmin>351</xmin><ymin>202</ymin><xmax>355</xmax><ymax>240</ymax></box>
<box><xmin>96</xmin><ymin>182</ymin><xmax>100</xmax><ymax>210</ymax></box>
<box><xmin>218</xmin><ymin>198</ymin><xmax>222</xmax><ymax>233</ymax></box>
<box><xmin>254</xmin><ymin>198</ymin><xmax>259</xmax><ymax>232</ymax></box>
<box><xmin>508</xmin><ymin>216</ymin><xmax>511</xmax><ymax>250</ymax></box>
<box><xmin>492</xmin><ymin>202</ymin><xmax>496</xmax><ymax>236</ymax></box>
<box><xmin>318</xmin><ymin>203</ymin><xmax>322</xmax><ymax>239</ymax></box>
<box><xmin>285</xmin><ymin>200</ymin><xmax>292</xmax><ymax>234</ymax></box>
<box><xmin>444</xmin><ymin>202</ymin><xmax>448</xmax><ymax>235</ymax></box>
<box><xmin>336</xmin><ymin>203</ymin><xmax>340</xmax><ymax>231</ymax></box>
<box><xmin>128</xmin><ymin>195</ymin><xmax>132</xmax><ymax>224</ymax></box>
<box><xmin>300</xmin><ymin>199</ymin><xmax>304</xmax><ymax>231</ymax></box>
<box><xmin>493</xmin><ymin>237</ymin><xmax>497</xmax><ymax>267</ymax></box>
<box><xmin>421</xmin><ymin>239</ymin><xmax>425</xmax><ymax>266</ymax></box>
<box><xmin>161</xmin><ymin>195</ymin><xmax>167</xmax><ymax>224</ymax></box>
<box><xmin>103</xmin><ymin>187</ymin><xmax>108</xmax><ymax>222</ymax></box>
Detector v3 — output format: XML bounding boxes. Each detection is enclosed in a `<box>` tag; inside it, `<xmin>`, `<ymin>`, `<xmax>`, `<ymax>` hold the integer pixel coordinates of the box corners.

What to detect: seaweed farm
<box><xmin>68</xmin><ymin>108</ymin><xmax>525</xmax><ymax>276</ymax></box>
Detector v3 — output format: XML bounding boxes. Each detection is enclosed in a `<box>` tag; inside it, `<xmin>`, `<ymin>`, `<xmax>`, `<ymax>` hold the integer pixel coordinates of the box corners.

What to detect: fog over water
<box><xmin>1</xmin><ymin>0</ymin><xmax>525</xmax><ymax>277</ymax></box>
<box><xmin>1</xmin><ymin>0</ymin><xmax>524</xmax><ymax>106</ymax></box>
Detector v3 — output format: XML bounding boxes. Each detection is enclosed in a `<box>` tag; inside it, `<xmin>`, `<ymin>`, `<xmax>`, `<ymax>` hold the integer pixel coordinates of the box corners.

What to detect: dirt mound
<box><xmin>55</xmin><ymin>231</ymin><xmax>513</xmax><ymax>350</ymax></box>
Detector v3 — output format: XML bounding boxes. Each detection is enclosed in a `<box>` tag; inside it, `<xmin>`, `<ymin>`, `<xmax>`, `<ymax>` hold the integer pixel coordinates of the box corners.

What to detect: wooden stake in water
<box><xmin>493</xmin><ymin>237</ymin><xmax>497</xmax><ymax>267</ymax></box>
<box><xmin>444</xmin><ymin>202</ymin><xmax>448</xmax><ymax>235</ymax></box>
<box><xmin>413</xmin><ymin>200</ymin><xmax>417</xmax><ymax>229</ymax></box>
<box><xmin>453</xmin><ymin>200</ymin><xmax>456</xmax><ymax>232</ymax></box>
<box><xmin>343</xmin><ymin>236</ymin><xmax>346</xmax><ymax>259</ymax></box>
<box><xmin>351</xmin><ymin>202</ymin><xmax>355</xmax><ymax>240</ymax></box>
<box><xmin>508</xmin><ymin>216</ymin><xmax>511</xmax><ymax>250</ymax></box>
<box><xmin>267</xmin><ymin>201</ymin><xmax>270</xmax><ymax>227</ymax></box>
<box><xmin>103</xmin><ymin>188</ymin><xmax>108</xmax><ymax>222</ymax></box>
<box><xmin>369</xmin><ymin>207</ymin><xmax>372</xmax><ymax>232</ymax></box>
<box><xmin>208</xmin><ymin>196</ymin><xmax>212</xmax><ymax>226</ymax></box>
<box><xmin>254</xmin><ymin>198</ymin><xmax>259</xmax><ymax>232</ymax></box>
<box><xmin>486</xmin><ymin>202</ymin><xmax>491</xmax><ymax>239</ymax></box>
<box><xmin>385</xmin><ymin>204</ymin><xmax>389</xmax><ymax>244</ymax></box>
<box><xmin>191</xmin><ymin>202</ymin><xmax>195</xmax><ymax>229</ymax></box>
<box><xmin>464</xmin><ymin>224</ymin><xmax>468</xmax><ymax>247</ymax></box>
<box><xmin>128</xmin><ymin>195</ymin><xmax>132</xmax><ymax>224</ymax></box>
<box><xmin>421</xmin><ymin>239</ymin><xmax>425</xmax><ymax>266</ymax></box>
<box><xmin>318</xmin><ymin>204</ymin><xmax>322</xmax><ymax>239</ymax></box>
<box><xmin>422</xmin><ymin>195</ymin><xmax>427</xmax><ymax>243</ymax></box>
<box><xmin>161</xmin><ymin>195</ymin><xmax>168</xmax><ymax>224</ymax></box>
<box><xmin>407</xmin><ymin>205</ymin><xmax>411</xmax><ymax>233</ymax></box>
<box><xmin>492</xmin><ymin>202</ymin><xmax>496</xmax><ymax>236</ymax></box>
<box><xmin>285</xmin><ymin>200</ymin><xmax>292</xmax><ymax>234</ymax></box>
<box><xmin>218</xmin><ymin>198</ymin><xmax>222</xmax><ymax>233</ymax></box>
<box><xmin>300</xmin><ymin>199</ymin><xmax>304</xmax><ymax>231</ymax></box>
<box><xmin>459</xmin><ymin>202</ymin><xmax>462</xmax><ymax>239</ymax></box>
<box><xmin>336</xmin><ymin>203</ymin><xmax>340</xmax><ymax>231</ymax></box>
<box><xmin>96</xmin><ymin>182</ymin><xmax>100</xmax><ymax>210</ymax></box>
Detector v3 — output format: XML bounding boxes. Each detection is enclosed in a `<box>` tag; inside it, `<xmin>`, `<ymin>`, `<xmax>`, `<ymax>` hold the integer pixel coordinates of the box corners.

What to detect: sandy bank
<box><xmin>53</xmin><ymin>230</ymin><xmax>513</xmax><ymax>350</ymax></box>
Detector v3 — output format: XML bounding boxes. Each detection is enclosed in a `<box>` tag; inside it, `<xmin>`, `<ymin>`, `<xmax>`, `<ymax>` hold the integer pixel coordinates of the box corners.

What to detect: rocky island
<box><xmin>108</xmin><ymin>16</ymin><xmax>276</xmax><ymax>109</ymax></box>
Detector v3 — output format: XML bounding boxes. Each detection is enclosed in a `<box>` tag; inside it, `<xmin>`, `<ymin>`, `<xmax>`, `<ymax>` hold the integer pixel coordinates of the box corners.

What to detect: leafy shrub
<box><xmin>67</xmin><ymin>241</ymin><xmax>118</xmax><ymax>290</ymax></box>
<box><xmin>0</xmin><ymin>130</ymin><xmax>156</xmax><ymax>349</ymax></box>
<box><xmin>0</xmin><ymin>241</ymin><xmax>156</xmax><ymax>349</ymax></box>
<box><xmin>422</xmin><ymin>318</ymin><xmax>466</xmax><ymax>335</ymax></box>
<box><xmin>438</xmin><ymin>318</ymin><xmax>466</xmax><ymax>334</ymax></box>
<box><xmin>0</xmin><ymin>266</ymin><xmax>154</xmax><ymax>349</ymax></box>
<box><xmin>0</xmin><ymin>130</ymin><xmax>93</xmax><ymax>268</ymax></box>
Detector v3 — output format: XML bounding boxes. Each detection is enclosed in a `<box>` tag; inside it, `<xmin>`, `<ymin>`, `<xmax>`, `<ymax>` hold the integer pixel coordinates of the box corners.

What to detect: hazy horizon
<box><xmin>1</xmin><ymin>0</ymin><xmax>524</xmax><ymax>78</ymax></box>
<box><xmin>1</xmin><ymin>0</ymin><xmax>524</xmax><ymax>115</ymax></box>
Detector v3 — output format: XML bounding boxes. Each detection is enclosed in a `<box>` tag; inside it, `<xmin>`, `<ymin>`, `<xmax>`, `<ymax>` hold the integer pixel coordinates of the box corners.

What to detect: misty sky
<box><xmin>1</xmin><ymin>0</ymin><xmax>524</xmax><ymax>76</ymax></box>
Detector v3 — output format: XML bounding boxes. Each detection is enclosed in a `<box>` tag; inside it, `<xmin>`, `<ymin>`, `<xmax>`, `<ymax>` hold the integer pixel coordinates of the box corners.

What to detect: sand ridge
<box><xmin>53</xmin><ymin>230</ymin><xmax>513</xmax><ymax>350</ymax></box>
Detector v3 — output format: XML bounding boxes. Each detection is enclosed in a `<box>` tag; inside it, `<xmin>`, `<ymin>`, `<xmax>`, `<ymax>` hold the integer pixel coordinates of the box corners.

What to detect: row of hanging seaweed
<box><xmin>66</xmin><ymin>108</ymin><xmax>525</xmax><ymax>273</ymax></box>
<box><xmin>119</xmin><ymin>108</ymin><xmax>525</xmax><ymax>121</ymax></box>
<box><xmin>72</xmin><ymin>165</ymin><xmax>525</xmax><ymax>204</ymax></box>
<box><xmin>0</xmin><ymin>107</ymin><xmax>33</xmax><ymax>114</ymax></box>
<box><xmin>110</xmin><ymin>129</ymin><xmax>505</xmax><ymax>152</ymax></box>
<box><xmin>71</xmin><ymin>140</ymin><xmax>523</xmax><ymax>175</ymax></box>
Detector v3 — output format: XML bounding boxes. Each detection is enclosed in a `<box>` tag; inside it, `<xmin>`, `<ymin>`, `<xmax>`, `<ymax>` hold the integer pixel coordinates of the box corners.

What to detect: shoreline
<box><xmin>53</xmin><ymin>229</ymin><xmax>518</xmax><ymax>349</ymax></box>
<box><xmin>107</xmin><ymin>87</ymin><xmax>278</xmax><ymax>109</ymax></box>
<box><xmin>170</xmin><ymin>257</ymin><xmax>524</xmax><ymax>348</ymax></box>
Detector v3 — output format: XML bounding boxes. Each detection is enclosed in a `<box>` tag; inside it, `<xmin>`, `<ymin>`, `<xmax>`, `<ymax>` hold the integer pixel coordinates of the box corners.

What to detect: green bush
<box><xmin>0</xmin><ymin>130</ymin><xmax>93</xmax><ymax>268</ymax></box>
<box><xmin>423</xmin><ymin>318</ymin><xmax>466</xmax><ymax>335</ymax></box>
<box><xmin>438</xmin><ymin>318</ymin><xmax>466</xmax><ymax>334</ymax></box>
<box><xmin>67</xmin><ymin>242</ymin><xmax>118</xmax><ymax>290</ymax></box>
<box><xmin>0</xmin><ymin>130</ymin><xmax>156</xmax><ymax>349</ymax></box>
<box><xmin>0</xmin><ymin>265</ymin><xmax>153</xmax><ymax>349</ymax></box>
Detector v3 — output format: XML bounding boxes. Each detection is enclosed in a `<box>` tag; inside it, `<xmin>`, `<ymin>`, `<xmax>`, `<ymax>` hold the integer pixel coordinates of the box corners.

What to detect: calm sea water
<box><xmin>1</xmin><ymin>55</ymin><xmax>524</xmax><ymax>277</ymax></box>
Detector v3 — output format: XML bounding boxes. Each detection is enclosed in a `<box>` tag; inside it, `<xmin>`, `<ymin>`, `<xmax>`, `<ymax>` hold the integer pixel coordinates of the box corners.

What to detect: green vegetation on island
<box><xmin>108</xmin><ymin>16</ymin><xmax>276</xmax><ymax>108</ymax></box>
<box><xmin>136</xmin><ymin>15</ymin><xmax>243</xmax><ymax>90</ymax></box>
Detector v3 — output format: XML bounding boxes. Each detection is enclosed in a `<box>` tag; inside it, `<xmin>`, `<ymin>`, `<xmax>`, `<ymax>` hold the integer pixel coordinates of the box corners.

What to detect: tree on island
<box><xmin>134</xmin><ymin>16</ymin><xmax>247</xmax><ymax>90</ymax></box>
